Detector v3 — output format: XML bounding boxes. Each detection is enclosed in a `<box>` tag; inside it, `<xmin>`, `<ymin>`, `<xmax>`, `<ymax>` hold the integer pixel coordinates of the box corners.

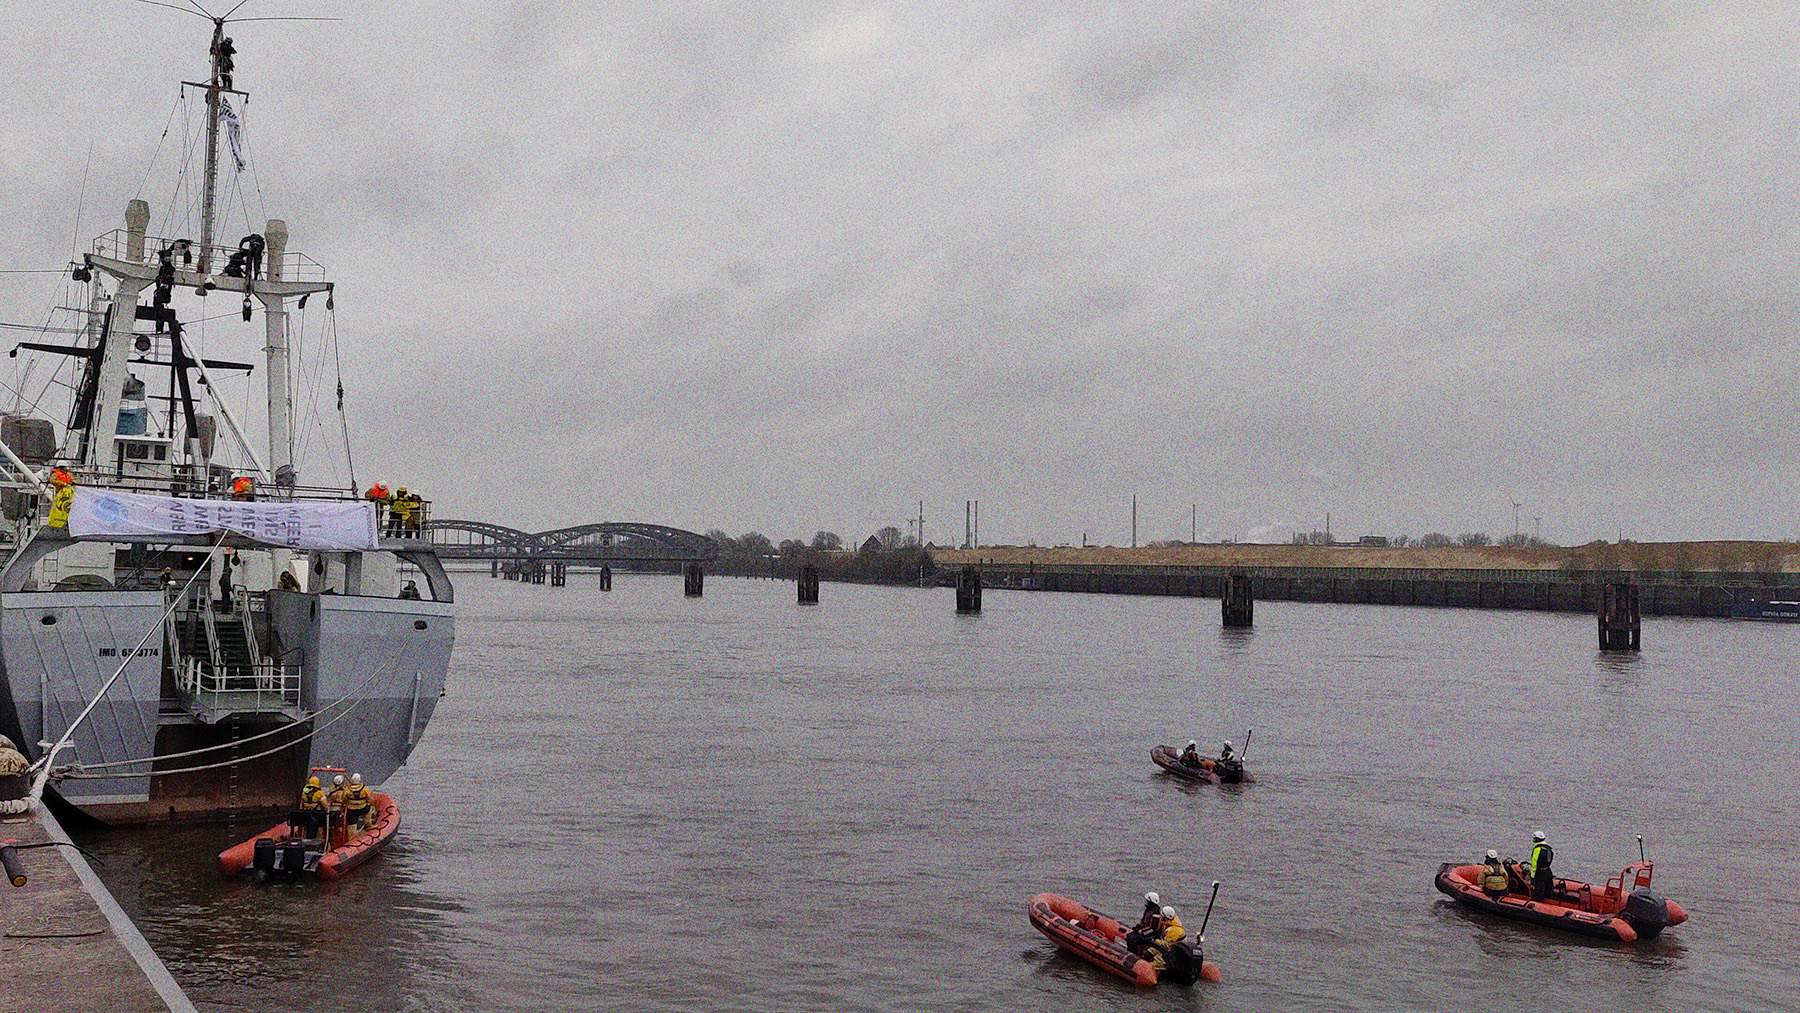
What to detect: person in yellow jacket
<box><xmin>343</xmin><ymin>772</ymin><xmax>373</xmax><ymax>832</ymax></box>
<box><xmin>298</xmin><ymin>775</ymin><xmax>326</xmax><ymax>810</ymax></box>
<box><xmin>1480</xmin><ymin>849</ymin><xmax>1511</xmax><ymax>897</ymax></box>
<box><xmin>1139</xmin><ymin>905</ymin><xmax>1186</xmax><ymax>970</ymax></box>
<box><xmin>1529</xmin><ymin>831</ymin><xmax>1556</xmax><ymax>899</ymax></box>
<box><xmin>387</xmin><ymin>487</ymin><xmax>413</xmax><ymax>537</ymax></box>
<box><xmin>46</xmin><ymin>467</ymin><xmax>75</xmax><ymax>529</ymax></box>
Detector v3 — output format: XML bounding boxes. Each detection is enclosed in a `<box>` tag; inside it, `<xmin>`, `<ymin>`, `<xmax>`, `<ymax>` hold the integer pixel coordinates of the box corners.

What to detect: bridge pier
<box><xmin>955</xmin><ymin>565</ymin><xmax>982</xmax><ymax>614</ymax></box>
<box><xmin>684</xmin><ymin>562</ymin><xmax>704</xmax><ymax>597</ymax></box>
<box><xmin>1222</xmin><ymin>570</ymin><xmax>1254</xmax><ymax>628</ymax></box>
<box><xmin>599</xmin><ymin>566</ymin><xmax>611</xmax><ymax>591</ymax></box>
<box><xmin>1599</xmin><ymin>582</ymin><xmax>1640</xmax><ymax>650</ymax></box>
<box><xmin>798</xmin><ymin>564</ymin><xmax>819</xmax><ymax>604</ymax></box>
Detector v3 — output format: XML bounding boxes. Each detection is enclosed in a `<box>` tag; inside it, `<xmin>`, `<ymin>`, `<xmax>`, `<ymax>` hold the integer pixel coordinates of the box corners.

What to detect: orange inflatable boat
<box><xmin>1435</xmin><ymin>857</ymin><xmax>1687</xmax><ymax>942</ymax></box>
<box><xmin>217</xmin><ymin>793</ymin><xmax>399</xmax><ymax>881</ymax></box>
<box><xmin>1028</xmin><ymin>893</ymin><xmax>1221</xmax><ymax>987</ymax></box>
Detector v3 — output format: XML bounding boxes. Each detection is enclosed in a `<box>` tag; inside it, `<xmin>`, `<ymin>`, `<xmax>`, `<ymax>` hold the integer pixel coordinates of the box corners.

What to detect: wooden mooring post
<box><xmin>1598</xmin><ymin>581</ymin><xmax>1640</xmax><ymax>650</ymax></box>
<box><xmin>684</xmin><ymin>562</ymin><xmax>705</xmax><ymax>597</ymax></box>
<box><xmin>1222</xmin><ymin>570</ymin><xmax>1254</xmax><ymax>628</ymax></box>
<box><xmin>798</xmin><ymin>564</ymin><xmax>819</xmax><ymax>604</ymax></box>
<box><xmin>599</xmin><ymin>566</ymin><xmax>612</xmax><ymax>591</ymax></box>
<box><xmin>956</xmin><ymin>565</ymin><xmax>982</xmax><ymax>614</ymax></box>
<box><xmin>490</xmin><ymin>559</ymin><xmax>498</xmax><ymax>578</ymax></box>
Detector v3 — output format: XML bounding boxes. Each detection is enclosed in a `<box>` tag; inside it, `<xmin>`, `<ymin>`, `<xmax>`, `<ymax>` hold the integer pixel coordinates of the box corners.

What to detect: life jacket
<box><xmin>1530</xmin><ymin>842</ymin><xmax>1554</xmax><ymax>877</ymax></box>
<box><xmin>299</xmin><ymin>785</ymin><xmax>326</xmax><ymax>810</ymax></box>
<box><xmin>327</xmin><ymin>786</ymin><xmax>350</xmax><ymax>809</ymax></box>
<box><xmin>345</xmin><ymin>784</ymin><xmax>372</xmax><ymax>809</ymax></box>
<box><xmin>1160</xmin><ymin>915</ymin><xmax>1185</xmax><ymax>944</ymax></box>
<box><xmin>365</xmin><ymin>483</ymin><xmax>389</xmax><ymax>501</ymax></box>
<box><xmin>1482</xmin><ymin>861</ymin><xmax>1511</xmax><ymax>892</ymax></box>
<box><xmin>231</xmin><ymin>476</ymin><xmax>253</xmax><ymax>497</ymax></box>
<box><xmin>50</xmin><ymin>467</ymin><xmax>74</xmax><ymax>486</ymax></box>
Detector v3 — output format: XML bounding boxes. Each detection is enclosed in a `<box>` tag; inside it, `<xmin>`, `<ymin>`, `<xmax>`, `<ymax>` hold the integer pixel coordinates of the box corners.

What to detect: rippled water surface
<box><xmin>80</xmin><ymin>573</ymin><xmax>1800</xmax><ymax>1011</ymax></box>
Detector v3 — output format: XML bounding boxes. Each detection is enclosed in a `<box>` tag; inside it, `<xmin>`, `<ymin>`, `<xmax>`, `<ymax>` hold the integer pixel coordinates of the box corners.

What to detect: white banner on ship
<box><xmin>66</xmin><ymin>489</ymin><xmax>379</xmax><ymax>550</ymax></box>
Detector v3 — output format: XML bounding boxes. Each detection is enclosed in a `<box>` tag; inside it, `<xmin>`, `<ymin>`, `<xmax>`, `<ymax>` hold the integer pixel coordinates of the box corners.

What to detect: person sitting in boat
<box><xmin>1219</xmin><ymin>740</ymin><xmax>1235</xmax><ymax>762</ymax></box>
<box><xmin>344</xmin><ymin>773</ymin><xmax>373</xmax><ymax>832</ymax></box>
<box><xmin>1480</xmin><ymin>849</ymin><xmax>1511</xmax><ymax>898</ymax></box>
<box><xmin>1179</xmin><ymin>740</ymin><xmax>1203</xmax><ymax>767</ymax></box>
<box><xmin>1126</xmin><ymin>892</ymin><xmax>1164</xmax><ymax>952</ymax></box>
<box><xmin>1138</xmin><ymin>906</ymin><xmax>1187</xmax><ymax>968</ymax></box>
<box><xmin>1529</xmin><ymin>831</ymin><xmax>1556</xmax><ymax>900</ymax></box>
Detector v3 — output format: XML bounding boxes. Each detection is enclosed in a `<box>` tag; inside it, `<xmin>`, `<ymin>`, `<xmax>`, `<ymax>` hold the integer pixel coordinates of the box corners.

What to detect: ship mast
<box><xmin>197</xmin><ymin>17</ymin><xmax>230</xmax><ymax>277</ymax></box>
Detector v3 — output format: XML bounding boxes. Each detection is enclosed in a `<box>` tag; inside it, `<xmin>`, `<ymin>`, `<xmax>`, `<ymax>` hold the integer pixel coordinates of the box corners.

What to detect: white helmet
<box><xmin>332</xmin><ymin>774</ymin><xmax>345</xmax><ymax>786</ymax></box>
<box><xmin>1222</xmin><ymin>741</ymin><xmax>1232</xmax><ymax>750</ymax></box>
<box><xmin>1144</xmin><ymin>891</ymin><xmax>1160</xmax><ymax>906</ymax></box>
<box><xmin>1161</xmin><ymin>906</ymin><xmax>1176</xmax><ymax>919</ymax></box>
<box><xmin>350</xmin><ymin>773</ymin><xmax>363</xmax><ymax>785</ymax></box>
<box><xmin>1532</xmin><ymin>830</ymin><xmax>1546</xmax><ymax>842</ymax></box>
<box><xmin>1186</xmin><ymin>740</ymin><xmax>1197</xmax><ymax>748</ymax></box>
<box><xmin>1486</xmin><ymin>849</ymin><xmax>1499</xmax><ymax>860</ymax></box>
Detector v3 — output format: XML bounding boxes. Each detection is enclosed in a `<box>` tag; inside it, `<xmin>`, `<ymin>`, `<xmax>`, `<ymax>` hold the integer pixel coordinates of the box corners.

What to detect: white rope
<box><xmin>65</xmin><ymin>643</ymin><xmax>405</xmax><ymax>773</ymax></box>
<box><xmin>56</xmin><ymin>651</ymin><xmax>407</xmax><ymax>780</ymax></box>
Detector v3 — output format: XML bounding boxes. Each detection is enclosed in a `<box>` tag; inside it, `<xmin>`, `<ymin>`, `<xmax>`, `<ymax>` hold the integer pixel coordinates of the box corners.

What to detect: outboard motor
<box><xmin>252</xmin><ymin>837</ymin><xmax>276</xmax><ymax>874</ymax></box>
<box><xmin>1215</xmin><ymin>759</ymin><xmax>1244</xmax><ymax>783</ymax></box>
<box><xmin>1160</xmin><ymin>939</ymin><xmax>1203</xmax><ymax>986</ymax></box>
<box><xmin>1621</xmin><ymin>887</ymin><xmax>1670</xmax><ymax>939</ymax></box>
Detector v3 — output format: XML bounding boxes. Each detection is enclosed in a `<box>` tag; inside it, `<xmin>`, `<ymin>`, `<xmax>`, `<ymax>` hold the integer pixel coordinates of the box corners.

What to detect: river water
<box><xmin>78</xmin><ymin>572</ymin><xmax>1799</xmax><ymax>1011</ymax></box>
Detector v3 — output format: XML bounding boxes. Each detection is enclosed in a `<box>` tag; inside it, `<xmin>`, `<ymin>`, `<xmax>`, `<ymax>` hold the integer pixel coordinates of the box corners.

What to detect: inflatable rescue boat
<box><xmin>1028</xmin><ymin>893</ymin><xmax>1220</xmax><ymax>987</ymax></box>
<box><xmin>217</xmin><ymin>793</ymin><xmax>400</xmax><ymax>881</ymax></box>
<box><xmin>1151</xmin><ymin>745</ymin><xmax>1253</xmax><ymax>784</ymax></box>
<box><xmin>1434</xmin><ymin>857</ymin><xmax>1687</xmax><ymax>942</ymax></box>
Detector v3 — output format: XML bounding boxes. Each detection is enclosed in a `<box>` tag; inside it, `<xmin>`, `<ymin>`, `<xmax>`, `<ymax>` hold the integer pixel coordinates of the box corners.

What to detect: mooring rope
<box><xmin>65</xmin><ymin>643</ymin><xmax>407</xmax><ymax>773</ymax></box>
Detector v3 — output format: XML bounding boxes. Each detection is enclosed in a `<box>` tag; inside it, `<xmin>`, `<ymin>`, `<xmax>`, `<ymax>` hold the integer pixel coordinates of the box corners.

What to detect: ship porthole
<box><xmin>414</xmin><ymin>620</ymin><xmax>428</xmax><ymax>630</ymax></box>
<box><xmin>39</xmin><ymin>615</ymin><xmax>56</xmax><ymax>625</ymax></box>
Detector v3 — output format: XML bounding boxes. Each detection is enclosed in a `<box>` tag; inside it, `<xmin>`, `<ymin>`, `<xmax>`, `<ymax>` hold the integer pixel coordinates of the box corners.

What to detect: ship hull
<box><xmin>0</xmin><ymin>584</ymin><xmax>452</xmax><ymax>824</ymax></box>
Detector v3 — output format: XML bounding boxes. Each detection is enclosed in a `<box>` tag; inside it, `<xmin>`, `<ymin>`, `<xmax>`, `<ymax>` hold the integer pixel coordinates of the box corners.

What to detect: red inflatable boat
<box><xmin>1150</xmin><ymin>745</ymin><xmax>1255</xmax><ymax>784</ymax></box>
<box><xmin>217</xmin><ymin>793</ymin><xmax>400</xmax><ymax>881</ymax></box>
<box><xmin>1028</xmin><ymin>893</ymin><xmax>1221</xmax><ymax>987</ymax></box>
<box><xmin>1435</xmin><ymin>858</ymin><xmax>1687</xmax><ymax>942</ymax></box>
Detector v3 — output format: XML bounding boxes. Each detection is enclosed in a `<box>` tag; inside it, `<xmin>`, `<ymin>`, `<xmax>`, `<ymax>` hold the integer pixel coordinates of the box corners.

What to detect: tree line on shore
<box><xmin>704</xmin><ymin>528</ymin><xmax>935</xmax><ymax>583</ymax></box>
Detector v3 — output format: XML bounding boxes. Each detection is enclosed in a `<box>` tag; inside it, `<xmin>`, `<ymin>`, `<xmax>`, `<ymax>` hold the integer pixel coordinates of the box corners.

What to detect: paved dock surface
<box><xmin>1</xmin><ymin>808</ymin><xmax>193</xmax><ymax>1012</ymax></box>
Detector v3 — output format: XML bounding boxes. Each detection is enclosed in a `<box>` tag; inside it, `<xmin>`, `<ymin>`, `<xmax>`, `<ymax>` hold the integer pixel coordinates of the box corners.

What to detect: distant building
<box><xmin>1358</xmin><ymin>535</ymin><xmax>1389</xmax><ymax>547</ymax></box>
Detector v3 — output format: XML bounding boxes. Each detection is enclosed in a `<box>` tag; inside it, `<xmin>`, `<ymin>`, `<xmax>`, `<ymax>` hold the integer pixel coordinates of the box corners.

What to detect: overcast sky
<box><xmin>1</xmin><ymin>2</ymin><xmax>1795</xmax><ymax>547</ymax></box>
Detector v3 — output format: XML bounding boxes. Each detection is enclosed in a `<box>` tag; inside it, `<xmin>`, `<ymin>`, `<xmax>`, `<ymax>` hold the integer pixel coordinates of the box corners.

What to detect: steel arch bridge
<box><xmin>422</xmin><ymin>520</ymin><xmax>718</xmax><ymax>563</ymax></box>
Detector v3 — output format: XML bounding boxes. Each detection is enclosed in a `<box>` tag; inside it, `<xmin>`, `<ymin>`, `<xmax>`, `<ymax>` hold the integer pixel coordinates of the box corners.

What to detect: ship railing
<box><xmin>87</xmin><ymin>229</ymin><xmax>328</xmax><ymax>286</ymax></box>
<box><xmin>42</xmin><ymin>464</ymin><xmax>368</xmax><ymax>504</ymax></box>
<box><xmin>173</xmin><ymin>654</ymin><xmax>303</xmax><ymax>715</ymax></box>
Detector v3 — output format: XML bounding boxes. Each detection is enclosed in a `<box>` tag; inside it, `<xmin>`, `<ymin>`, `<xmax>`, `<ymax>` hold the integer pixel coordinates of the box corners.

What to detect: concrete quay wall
<box><xmin>968</xmin><ymin>563</ymin><xmax>1771</xmax><ymax>618</ymax></box>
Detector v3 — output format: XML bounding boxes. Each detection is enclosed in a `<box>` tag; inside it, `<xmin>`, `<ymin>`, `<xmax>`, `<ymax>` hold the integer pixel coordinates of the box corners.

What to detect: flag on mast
<box><xmin>221</xmin><ymin>97</ymin><xmax>247</xmax><ymax>171</ymax></box>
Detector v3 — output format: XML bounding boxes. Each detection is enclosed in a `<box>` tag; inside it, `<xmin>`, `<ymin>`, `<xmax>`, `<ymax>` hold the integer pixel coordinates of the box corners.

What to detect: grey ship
<box><xmin>0</xmin><ymin>18</ymin><xmax>453</xmax><ymax>823</ymax></box>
